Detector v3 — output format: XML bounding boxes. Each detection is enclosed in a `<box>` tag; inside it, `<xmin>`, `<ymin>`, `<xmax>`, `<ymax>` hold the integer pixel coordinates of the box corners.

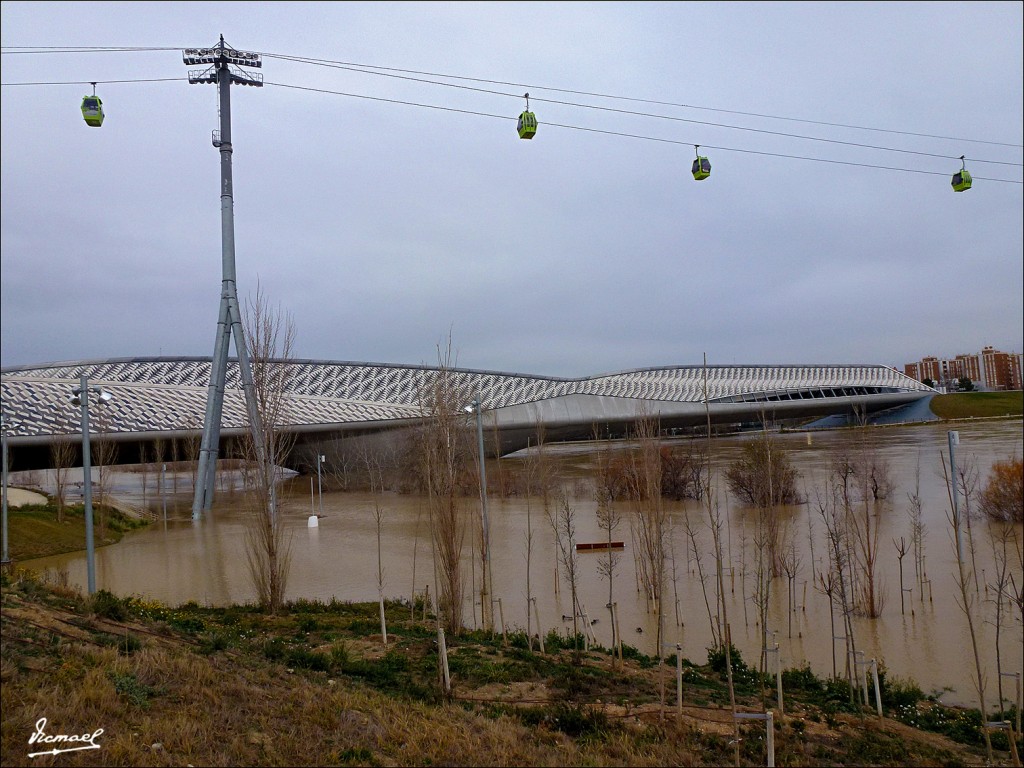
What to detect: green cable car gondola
<box><xmin>81</xmin><ymin>83</ymin><xmax>104</xmax><ymax>127</ymax></box>
<box><xmin>517</xmin><ymin>92</ymin><xmax>537</xmax><ymax>140</ymax></box>
<box><xmin>951</xmin><ymin>155</ymin><xmax>972</xmax><ymax>192</ymax></box>
<box><xmin>691</xmin><ymin>145</ymin><xmax>711</xmax><ymax>180</ymax></box>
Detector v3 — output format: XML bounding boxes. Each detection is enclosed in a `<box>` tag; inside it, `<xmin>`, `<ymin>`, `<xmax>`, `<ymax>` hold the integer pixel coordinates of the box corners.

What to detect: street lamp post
<box><xmin>1</xmin><ymin>414</ymin><xmax>14</xmax><ymax>568</ymax></box>
<box><xmin>70</xmin><ymin>376</ymin><xmax>112</xmax><ymax>595</ymax></box>
<box><xmin>316</xmin><ymin>453</ymin><xmax>325</xmax><ymax>517</ymax></box>
<box><xmin>466</xmin><ymin>397</ymin><xmax>494</xmax><ymax>632</ymax></box>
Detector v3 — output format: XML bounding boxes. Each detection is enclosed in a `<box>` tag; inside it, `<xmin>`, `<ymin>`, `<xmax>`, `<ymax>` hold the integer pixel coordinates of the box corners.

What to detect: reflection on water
<box><xmin>21</xmin><ymin>420</ymin><xmax>1024</xmax><ymax>708</ymax></box>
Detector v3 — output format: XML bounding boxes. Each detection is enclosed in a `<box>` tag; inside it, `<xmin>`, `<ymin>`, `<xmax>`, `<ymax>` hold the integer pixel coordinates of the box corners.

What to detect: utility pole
<box><xmin>184</xmin><ymin>36</ymin><xmax>265</xmax><ymax>520</ymax></box>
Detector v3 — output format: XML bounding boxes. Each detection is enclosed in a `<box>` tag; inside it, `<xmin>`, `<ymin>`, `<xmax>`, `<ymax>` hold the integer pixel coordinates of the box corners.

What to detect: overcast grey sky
<box><xmin>1</xmin><ymin>1</ymin><xmax>1021</xmax><ymax>378</ymax></box>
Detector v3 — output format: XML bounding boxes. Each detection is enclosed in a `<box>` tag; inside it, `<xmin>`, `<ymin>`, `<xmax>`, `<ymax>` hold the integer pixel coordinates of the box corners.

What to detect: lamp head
<box><xmin>69</xmin><ymin>387</ymin><xmax>113</xmax><ymax>407</ymax></box>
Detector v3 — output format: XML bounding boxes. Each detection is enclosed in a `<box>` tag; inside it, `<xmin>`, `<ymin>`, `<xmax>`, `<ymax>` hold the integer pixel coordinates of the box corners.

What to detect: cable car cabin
<box><xmin>517</xmin><ymin>110</ymin><xmax>537</xmax><ymax>139</ymax></box>
<box><xmin>81</xmin><ymin>96</ymin><xmax>104</xmax><ymax>127</ymax></box>
<box><xmin>692</xmin><ymin>156</ymin><xmax>711</xmax><ymax>180</ymax></box>
<box><xmin>951</xmin><ymin>168</ymin><xmax>972</xmax><ymax>192</ymax></box>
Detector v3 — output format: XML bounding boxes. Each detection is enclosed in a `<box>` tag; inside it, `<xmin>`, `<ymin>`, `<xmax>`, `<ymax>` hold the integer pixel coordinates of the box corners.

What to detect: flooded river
<box><xmin>20</xmin><ymin>419</ymin><xmax>1024</xmax><ymax>709</ymax></box>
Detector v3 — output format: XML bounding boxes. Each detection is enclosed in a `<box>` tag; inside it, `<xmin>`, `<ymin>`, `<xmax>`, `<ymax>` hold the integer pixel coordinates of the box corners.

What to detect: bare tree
<box><xmin>987</xmin><ymin>521</ymin><xmax>1020</xmax><ymax>719</ymax></box>
<box><xmin>628</xmin><ymin>409</ymin><xmax>668</xmax><ymax>644</ymax></box>
<box><xmin>374</xmin><ymin>502</ymin><xmax>388</xmax><ymax>645</ymax></box>
<box><xmin>726</xmin><ymin>429</ymin><xmax>798</xmax><ymax>577</ymax></box>
<box><xmin>523</xmin><ymin>436</ymin><xmax>539</xmax><ymax>650</ymax></box>
<box><xmin>138</xmin><ymin>441</ymin><xmax>149</xmax><ymax>506</ymax></box>
<box><xmin>780</xmin><ymin>528</ymin><xmax>802</xmax><ymax>638</ymax></box>
<box><xmin>50</xmin><ymin>435</ymin><xmax>76</xmax><ymax>523</ymax></box>
<box><xmin>326</xmin><ymin>435</ymin><xmax>357</xmax><ymax>491</ymax></box>
<box><xmin>92</xmin><ymin>403</ymin><xmax>117</xmax><ymax>538</ymax></box>
<box><xmin>941</xmin><ymin>449</ymin><xmax>992</xmax><ymax>761</ymax></box>
<box><xmin>955</xmin><ymin>455</ymin><xmax>983</xmax><ymax>594</ymax></box>
<box><xmin>701</xmin><ymin>353</ymin><xmax>740</xmax><ymax>763</ymax></box>
<box><xmin>242</xmin><ymin>283</ymin><xmax>297</xmax><ymax>613</ymax></box>
<box><xmin>831</xmin><ymin>435</ymin><xmax>885</xmax><ymax>618</ymax></box>
<box><xmin>725</xmin><ymin>433</ymin><xmax>800</xmax><ymax>508</ymax></box>
<box><xmin>183</xmin><ymin>417</ymin><xmax>203</xmax><ymax>496</ymax></box>
<box><xmin>894</xmin><ymin>536</ymin><xmax>911</xmax><ymax>615</ymax></box>
<box><xmin>415</xmin><ymin>338</ymin><xmax>471</xmax><ymax>635</ymax></box>
<box><xmin>682</xmin><ymin>512</ymin><xmax>719</xmax><ymax>647</ymax></box>
<box><xmin>815</xmin><ymin>569</ymin><xmax>841</xmax><ymax>679</ymax></box>
<box><xmin>627</xmin><ymin>408</ymin><xmax>671</xmax><ymax>714</ymax></box>
<box><xmin>907</xmin><ymin>463</ymin><xmax>929</xmax><ymax>600</ymax></box>
<box><xmin>554</xmin><ymin>494</ymin><xmax>582</xmax><ymax>660</ymax></box>
<box><xmin>815</xmin><ymin>481</ymin><xmax>858</xmax><ymax>698</ymax></box>
<box><xmin>595</xmin><ymin>485</ymin><xmax>622</xmax><ymax>663</ymax></box>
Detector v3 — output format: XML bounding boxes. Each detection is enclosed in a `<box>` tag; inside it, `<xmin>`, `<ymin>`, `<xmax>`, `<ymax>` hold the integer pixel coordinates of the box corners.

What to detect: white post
<box><xmin>1002</xmin><ymin>671</ymin><xmax>1022</xmax><ymax>734</ymax></box>
<box><xmin>317</xmin><ymin>454</ymin><xmax>325</xmax><ymax>517</ymax></box>
<box><xmin>612</xmin><ymin>602</ymin><xmax>623</xmax><ymax>662</ymax></box>
<box><xmin>1017</xmin><ymin>671</ymin><xmax>1022</xmax><ymax>735</ymax></box>
<box><xmin>676</xmin><ymin>643</ymin><xmax>683</xmax><ymax>719</ymax></box>
<box><xmin>581</xmin><ymin>604</ymin><xmax>597</xmax><ymax>644</ymax></box>
<box><xmin>379</xmin><ymin>595</ymin><xmax>388</xmax><ymax>646</ymax></box>
<box><xmin>871</xmin><ymin>658</ymin><xmax>883</xmax><ymax>717</ymax></box>
<box><xmin>858</xmin><ymin>652</ymin><xmax>869</xmax><ymax>706</ymax></box>
<box><xmin>437</xmin><ymin>626</ymin><xmax>451</xmax><ymax>694</ymax></box>
<box><xmin>496</xmin><ymin>597</ymin><xmax>507</xmax><ymax>644</ymax></box>
<box><xmin>764</xmin><ymin>641</ymin><xmax>783</xmax><ymax>715</ymax></box>
<box><xmin>776</xmin><ymin>642</ymin><xmax>784</xmax><ymax>716</ymax></box>
<box><xmin>735</xmin><ymin>712</ymin><xmax>775</xmax><ymax>767</ymax></box>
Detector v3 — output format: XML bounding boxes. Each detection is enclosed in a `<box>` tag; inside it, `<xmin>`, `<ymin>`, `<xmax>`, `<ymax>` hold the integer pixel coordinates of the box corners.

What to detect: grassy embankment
<box><xmin>1</xmin><ymin>571</ymin><xmax>1020</xmax><ymax>767</ymax></box>
<box><xmin>3</xmin><ymin>500</ymin><xmax>148</xmax><ymax>563</ymax></box>
<box><xmin>929</xmin><ymin>390</ymin><xmax>1024</xmax><ymax>420</ymax></box>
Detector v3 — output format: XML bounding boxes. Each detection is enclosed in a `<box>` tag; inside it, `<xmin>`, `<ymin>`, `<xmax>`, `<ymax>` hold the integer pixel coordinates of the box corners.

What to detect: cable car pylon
<box><xmin>183</xmin><ymin>36</ymin><xmax>267</xmax><ymax>520</ymax></box>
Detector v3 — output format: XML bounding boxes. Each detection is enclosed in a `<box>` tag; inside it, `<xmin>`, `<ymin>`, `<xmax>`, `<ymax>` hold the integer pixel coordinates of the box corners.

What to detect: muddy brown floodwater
<box><xmin>20</xmin><ymin>419</ymin><xmax>1023</xmax><ymax>709</ymax></box>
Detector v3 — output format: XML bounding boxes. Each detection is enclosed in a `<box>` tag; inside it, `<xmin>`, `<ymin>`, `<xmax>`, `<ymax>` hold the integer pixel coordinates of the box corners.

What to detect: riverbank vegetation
<box><xmin>981</xmin><ymin>457</ymin><xmax>1023</xmax><ymax>523</ymax></box>
<box><xmin>1</xmin><ymin>571</ymin><xmax>1019</xmax><ymax>767</ymax></box>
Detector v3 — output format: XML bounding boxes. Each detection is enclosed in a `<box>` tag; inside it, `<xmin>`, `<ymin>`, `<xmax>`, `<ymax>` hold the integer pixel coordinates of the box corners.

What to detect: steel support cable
<box><xmin>1</xmin><ymin>68</ymin><xmax>1019</xmax><ymax>181</ymax></box>
<box><xmin>265</xmin><ymin>80</ymin><xmax>1023</xmax><ymax>184</ymax></box>
<box><xmin>262</xmin><ymin>51</ymin><xmax>1024</xmax><ymax>154</ymax></box>
<box><xmin>2</xmin><ymin>77</ymin><xmax>185</xmax><ymax>86</ymax></box>
<box><xmin>4</xmin><ymin>44</ymin><xmax>1020</xmax><ymax>152</ymax></box>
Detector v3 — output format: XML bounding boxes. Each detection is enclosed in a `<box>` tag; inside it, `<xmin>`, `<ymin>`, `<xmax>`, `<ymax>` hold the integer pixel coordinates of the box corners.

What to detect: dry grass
<box><xmin>0</xmin><ymin>572</ymin><xmax>1006</xmax><ymax>767</ymax></box>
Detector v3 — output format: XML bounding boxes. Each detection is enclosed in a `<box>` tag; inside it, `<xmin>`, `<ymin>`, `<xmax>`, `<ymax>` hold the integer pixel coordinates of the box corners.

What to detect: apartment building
<box><xmin>904</xmin><ymin>346</ymin><xmax>1023</xmax><ymax>390</ymax></box>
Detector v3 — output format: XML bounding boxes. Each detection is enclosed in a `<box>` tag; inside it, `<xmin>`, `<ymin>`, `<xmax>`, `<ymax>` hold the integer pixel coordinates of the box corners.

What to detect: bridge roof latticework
<box><xmin>0</xmin><ymin>358</ymin><xmax>932</xmax><ymax>439</ymax></box>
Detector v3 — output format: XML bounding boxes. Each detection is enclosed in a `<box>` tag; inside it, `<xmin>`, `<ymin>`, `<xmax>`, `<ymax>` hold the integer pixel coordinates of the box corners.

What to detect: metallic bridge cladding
<box><xmin>0</xmin><ymin>357</ymin><xmax>934</xmax><ymax>466</ymax></box>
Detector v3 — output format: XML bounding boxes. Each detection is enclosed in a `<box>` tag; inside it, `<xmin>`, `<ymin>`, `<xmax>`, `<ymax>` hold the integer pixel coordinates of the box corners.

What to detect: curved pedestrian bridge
<box><xmin>0</xmin><ymin>357</ymin><xmax>934</xmax><ymax>467</ymax></box>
